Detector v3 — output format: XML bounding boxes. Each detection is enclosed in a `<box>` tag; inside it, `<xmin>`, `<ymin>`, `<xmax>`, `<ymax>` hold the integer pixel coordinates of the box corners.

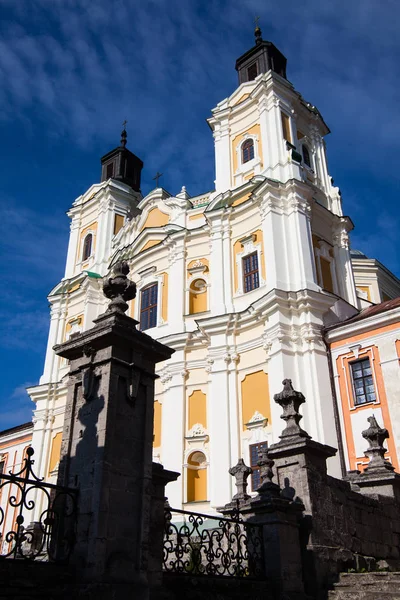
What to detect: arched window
<box><xmin>302</xmin><ymin>145</ymin><xmax>312</xmax><ymax>168</ymax></box>
<box><xmin>82</xmin><ymin>234</ymin><xmax>92</xmax><ymax>262</ymax></box>
<box><xmin>189</xmin><ymin>279</ymin><xmax>207</xmax><ymax>314</ymax></box>
<box><xmin>242</xmin><ymin>139</ymin><xmax>254</xmax><ymax>164</ymax></box>
<box><xmin>187</xmin><ymin>451</ymin><xmax>207</xmax><ymax>503</ymax></box>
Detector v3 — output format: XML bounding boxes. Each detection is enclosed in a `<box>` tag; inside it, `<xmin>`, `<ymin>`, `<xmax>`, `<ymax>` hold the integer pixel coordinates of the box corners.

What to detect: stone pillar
<box><xmin>221</xmin><ymin>451</ymin><xmax>306</xmax><ymax>599</ymax></box>
<box><xmin>268</xmin><ymin>380</ymin><xmax>337</xmax><ymax>597</ymax></box>
<box><xmin>268</xmin><ymin>380</ymin><xmax>337</xmax><ymax>512</ymax></box>
<box><xmin>54</xmin><ymin>262</ymin><xmax>177</xmax><ymax>599</ymax></box>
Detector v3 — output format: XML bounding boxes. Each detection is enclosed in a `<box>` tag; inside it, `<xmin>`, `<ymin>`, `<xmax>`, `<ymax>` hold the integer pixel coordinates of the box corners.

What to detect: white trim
<box><xmin>235</xmin><ymin>235</ymin><xmax>265</xmax><ymax>295</ymax></box>
<box><xmin>234</xmin><ymin>133</ymin><xmax>262</xmax><ymax>184</ymax></box>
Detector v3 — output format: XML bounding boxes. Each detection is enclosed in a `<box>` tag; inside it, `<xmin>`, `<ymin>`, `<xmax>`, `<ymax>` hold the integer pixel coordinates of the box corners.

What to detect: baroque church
<box><xmin>2</xmin><ymin>27</ymin><xmax>400</xmax><ymax>522</ymax></box>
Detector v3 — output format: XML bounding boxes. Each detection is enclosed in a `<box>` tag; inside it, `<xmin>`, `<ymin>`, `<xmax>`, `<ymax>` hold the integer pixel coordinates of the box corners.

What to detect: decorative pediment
<box><xmin>185</xmin><ymin>423</ymin><xmax>209</xmax><ymax>445</ymax></box>
<box><xmin>245</xmin><ymin>411</ymin><xmax>268</xmax><ymax>430</ymax></box>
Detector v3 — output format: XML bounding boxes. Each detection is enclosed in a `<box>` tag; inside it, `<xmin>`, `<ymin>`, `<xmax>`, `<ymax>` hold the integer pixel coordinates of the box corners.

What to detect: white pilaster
<box><xmin>207</xmin><ymin>350</ymin><xmax>233</xmax><ymax>508</ymax></box>
<box><xmin>213</xmin><ymin>113</ymin><xmax>231</xmax><ymax>194</ymax></box>
<box><xmin>160</xmin><ymin>356</ymin><xmax>186</xmax><ymax>509</ymax></box>
<box><xmin>64</xmin><ymin>216</ymin><xmax>80</xmax><ymax>279</ymax></box>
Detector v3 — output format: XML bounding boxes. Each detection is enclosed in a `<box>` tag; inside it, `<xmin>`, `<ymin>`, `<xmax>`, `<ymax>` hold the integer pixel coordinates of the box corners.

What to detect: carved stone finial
<box><xmin>362</xmin><ymin>415</ymin><xmax>394</xmax><ymax>473</ymax></box>
<box><xmin>256</xmin><ymin>447</ymin><xmax>280</xmax><ymax>498</ymax></box>
<box><xmin>274</xmin><ymin>379</ymin><xmax>311</xmax><ymax>442</ymax></box>
<box><xmin>103</xmin><ymin>261</ymin><xmax>136</xmax><ymax>314</ymax></box>
<box><xmin>229</xmin><ymin>458</ymin><xmax>253</xmax><ymax>502</ymax></box>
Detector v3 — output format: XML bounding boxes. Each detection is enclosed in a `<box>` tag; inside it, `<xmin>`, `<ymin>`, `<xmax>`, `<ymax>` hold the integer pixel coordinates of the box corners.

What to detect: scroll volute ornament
<box><xmin>103</xmin><ymin>261</ymin><xmax>136</xmax><ymax>314</ymax></box>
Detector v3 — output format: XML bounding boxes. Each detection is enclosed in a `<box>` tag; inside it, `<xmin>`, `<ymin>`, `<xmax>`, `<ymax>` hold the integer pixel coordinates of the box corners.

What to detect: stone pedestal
<box><xmin>54</xmin><ymin>309</ymin><xmax>175</xmax><ymax>598</ymax></box>
<box><xmin>268</xmin><ymin>437</ymin><xmax>337</xmax><ymax>513</ymax></box>
<box><xmin>238</xmin><ymin>497</ymin><xmax>305</xmax><ymax>600</ymax></box>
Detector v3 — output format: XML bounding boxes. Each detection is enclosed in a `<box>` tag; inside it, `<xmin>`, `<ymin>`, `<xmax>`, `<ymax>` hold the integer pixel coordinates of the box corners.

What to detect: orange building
<box><xmin>326</xmin><ymin>298</ymin><xmax>400</xmax><ymax>474</ymax></box>
<box><xmin>0</xmin><ymin>422</ymin><xmax>33</xmax><ymax>554</ymax></box>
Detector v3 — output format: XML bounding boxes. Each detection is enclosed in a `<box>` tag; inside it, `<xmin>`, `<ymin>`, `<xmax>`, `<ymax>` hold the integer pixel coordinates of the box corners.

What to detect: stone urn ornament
<box><xmin>103</xmin><ymin>260</ymin><xmax>137</xmax><ymax>314</ymax></box>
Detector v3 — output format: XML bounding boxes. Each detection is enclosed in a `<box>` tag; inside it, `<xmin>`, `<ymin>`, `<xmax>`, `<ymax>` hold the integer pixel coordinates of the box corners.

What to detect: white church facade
<box><xmin>14</xmin><ymin>28</ymin><xmax>400</xmax><ymax>516</ymax></box>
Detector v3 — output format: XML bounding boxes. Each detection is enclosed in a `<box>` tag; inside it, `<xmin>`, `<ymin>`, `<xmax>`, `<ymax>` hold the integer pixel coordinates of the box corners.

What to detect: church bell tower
<box><xmin>100</xmin><ymin>125</ymin><xmax>143</xmax><ymax>192</ymax></box>
<box><xmin>235</xmin><ymin>24</ymin><xmax>287</xmax><ymax>83</ymax></box>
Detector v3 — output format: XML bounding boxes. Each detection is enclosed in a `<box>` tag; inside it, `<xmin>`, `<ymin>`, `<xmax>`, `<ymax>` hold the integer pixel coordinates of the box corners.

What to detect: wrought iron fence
<box><xmin>0</xmin><ymin>447</ymin><xmax>77</xmax><ymax>562</ymax></box>
<box><xmin>163</xmin><ymin>506</ymin><xmax>264</xmax><ymax>578</ymax></box>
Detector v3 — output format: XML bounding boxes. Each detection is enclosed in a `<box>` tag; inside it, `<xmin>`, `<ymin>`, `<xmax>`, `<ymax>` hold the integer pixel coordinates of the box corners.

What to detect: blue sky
<box><xmin>0</xmin><ymin>0</ymin><xmax>399</xmax><ymax>429</ymax></box>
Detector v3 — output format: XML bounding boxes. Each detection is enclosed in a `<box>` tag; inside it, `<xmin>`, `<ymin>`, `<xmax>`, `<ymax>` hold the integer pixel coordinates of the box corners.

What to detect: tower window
<box><xmin>140</xmin><ymin>283</ymin><xmax>158</xmax><ymax>330</ymax></box>
<box><xmin>249</xmin><ymin>442</ymin><xmax>268</xmax><ymax>491</ymax></box>
<box><xmin>247</xmin><ymin>62</ymin><xmax>258</xmax><ymax>81</ymax></box>
<box><xmin>243</xmin><ymin>252</ymin><xmax>259</xmax><ymax>292</ymax></box>
<box><xmin>82</xmin><ymin>234</ymin><xmax>93</xmax><ymax>262</ymax></box>
<box><xmin>106</xmin><ymin>162</ymin><xmax>114</xmax><ymax>179</ymax></box>
<box><xmin>302</xmin><ymin>145</ymin><xmax>312</xmax><ymax>168</ymax></box>
<box><xmin>350</xmin><ymin>358</ymin><xmax>376</xmax><ymax>406</ymax></box>
<box><xmin>242</xmin><ymin>139</ymin><xmax>255</xmax><ymax>164</ymax></box>
<box><xmin>281</xmin><ymin>112</ymin><xmax>291</xmax><ymax>143</ymax></box>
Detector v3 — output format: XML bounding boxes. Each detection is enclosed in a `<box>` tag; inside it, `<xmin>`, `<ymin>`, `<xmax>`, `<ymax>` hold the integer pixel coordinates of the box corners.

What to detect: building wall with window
<box><xmin>350</xmin><ymin>250</ymin><xmax>400</xmax><ymax>306</ymax></box>
<box><xmin>25</xmin><ymin>30</ymin><xmax>400</xmax><ymax>516</ymax></box>
<box><xmin>0</xmin><ymin>423</ymin><xmax>33</xmax><ymax>554</ymax></box>
<box><xmin>326</xmin><ymin>299</ymin><xmax>400</xmax><ymax>472</ymax></box>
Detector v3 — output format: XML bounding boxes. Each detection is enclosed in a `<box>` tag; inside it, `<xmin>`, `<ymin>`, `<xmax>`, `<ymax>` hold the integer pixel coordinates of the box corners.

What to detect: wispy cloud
<box><xmin>0</xmin><ymin>382</ymin><xmax>33</xmax><ymax>431</ymax></box>
<box><xmin>352</xmin><ymin>211</ymin><xmax>400</xmax><ymax>276</ymax></box>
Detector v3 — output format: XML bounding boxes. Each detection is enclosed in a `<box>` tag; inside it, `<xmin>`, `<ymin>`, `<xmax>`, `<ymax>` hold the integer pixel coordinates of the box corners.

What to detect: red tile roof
<box><xmin>345</xmin><ymin>296</ymin><xmax>400</xmax><ymax>324</ymax></box>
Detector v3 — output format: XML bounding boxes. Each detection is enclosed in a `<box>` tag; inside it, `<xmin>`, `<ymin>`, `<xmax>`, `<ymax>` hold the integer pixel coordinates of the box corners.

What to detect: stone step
<box><xmin>328</xmin><ymin>591</ymin><xmax>400</xmax><ymax>600</ymax></box>
<box><xmin>328</xmin><ymin>572</ymin><xmax>400</xmax><ymax>599</ymax></box>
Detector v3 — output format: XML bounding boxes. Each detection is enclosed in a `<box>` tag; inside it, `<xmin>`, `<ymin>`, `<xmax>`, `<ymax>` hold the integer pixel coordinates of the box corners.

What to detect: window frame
<box><xmin>281</xmin><ymin>111</ymin><xmax>292</xmax><ymax>143</ymax></box>
<box><xmin>82</xmin><ymin>233</ymin><xmax>93</xmax><ymax>262</ymax></box>
<box><xmin>249</xmin><ymin>442</ymin><xmax>268</xmax><ymax>492</ymax></box>
<box><xmin>242</xmin><ymin>252</ymin><xmax>260</xmax><ymax>293</ymax></box>
<box><xmin>106</xmin><ymin>162</ymin><xmax>115</xmax><ymax>179</ymax></box>
<box><xmin>247</xmin><ymin>62</ymin><xmax>258</xmax><ymax>81</ymax></box>
<box><xmin>349</xmin><ymin>357</ymin><xmax>377</xmax><ymax>407</ymax></box>
<box><xmin>140</xmin><ymin>282</ymin><xmax>159</xmax><ymax>331</ymax></box>
<box><xmin>302</xmin><ymin>144</ymin><xmax>312</xmax><ymax>169</ymax></box>
<box><xmin>242</xmin><ymin>138</ymin><xmax>255</xmax><ymax>164</ymax></box>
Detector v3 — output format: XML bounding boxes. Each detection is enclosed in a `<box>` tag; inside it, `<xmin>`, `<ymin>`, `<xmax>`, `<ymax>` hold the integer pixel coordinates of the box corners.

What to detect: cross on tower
<box><xmin>152</xmin><ymin>171</ymin><xmax>163</xmax><ymax>187</ymax></box>
<box><xmin>122</xmin><ymin>119</ymin><xmax>128</xmax><ymax>129</ymax></box>
<box><xmin>254</xmin><ymin>15</ymin><xmax>260</xmax><ymax>28</ymax></box>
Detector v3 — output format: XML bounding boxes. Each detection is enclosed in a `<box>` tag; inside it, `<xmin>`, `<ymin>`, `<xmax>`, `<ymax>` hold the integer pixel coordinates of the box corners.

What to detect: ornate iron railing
<box><xmin>163</xmin><ymin>506</ymin><xmax>264</xmax><ymax>578</ymax></box>
<box><xmin>0</xmin><ymin>447</ymin><xmax>77</xmax><ymax>562</ymax></box>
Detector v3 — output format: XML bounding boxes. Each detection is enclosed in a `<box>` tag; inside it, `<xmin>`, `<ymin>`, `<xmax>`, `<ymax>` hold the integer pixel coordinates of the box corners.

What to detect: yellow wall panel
<box><xmin>233</xmin><ymin>239</ymin><xmax>242</xmax><ymax>291</ymax></box>
<box><xmin>113</xmin><ymin>214</ymin><xmax>124</xmax><ymax>235</ymax></box>
<box><xmin>140</xmin><ymin>239</ymin><xmax>161</xmax><ymax>252</ymax></box>
<box><xmin>188</xmin><ymin>213</ymin><xmax>205</xmax><ymax>221</ymax></box>
<box><xmin>232</xmin><ymin>192</ymin><xmax>251</xmax><ymax>207</ymax></box>
<box><xmin>153</xmin><ymin>400</ymin><xmax>162</xmax><ymax>448</ymax></box>
<box><xmin>161</xmin><ymin>272</ymin><xmax>169</xmax><ymax>321</ymax></box>
<box><xmin>187</xmin><ymin>452</ymin><xmax>207</xmax><ymax>502</ymax></box>
<box><xmin>188</xmin><ymin>390</ymin><xmax>207</xmax><ymax>429</ymax></box>
<box><xmin>241</xmin><ymin>371</ymin><xmax>271</xmax><ymax>430</ymax></box>
<box><xmin>77</xmin><ymin>221</ymin><xmax>97</xmax><ymax>265</ymax></box>
<box><xmin>189</xmin><ymin>280</ymin><xmax>207</xmax><ymax>314</ymax></box>
<box><xmin>232</xmin><ymin>123</ymin><xmax>263</xmax><ymax>176</ymax></box>
<box><xmin>48</xmin><ymin>432</ymin><xmax>62</xmax><ymax>475</ymax></box>
<box><xmin>141</xmin><ymin>207</ymin><xmax>169</xmax><ymax>230</ymax></box>
<box><xmin>357</xmin><ymin>286</ymin><xmax>371</xmax><ymax>301</ymax></box>
<box><xmin>320</xmin><ymin>257</ymin><xmax>334</xmax><ymax>292</ymax></box>
<box><xmin>253</xmin><ymin>229</ymin><xmax>266</xmax><ymax>280</ymax></box>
